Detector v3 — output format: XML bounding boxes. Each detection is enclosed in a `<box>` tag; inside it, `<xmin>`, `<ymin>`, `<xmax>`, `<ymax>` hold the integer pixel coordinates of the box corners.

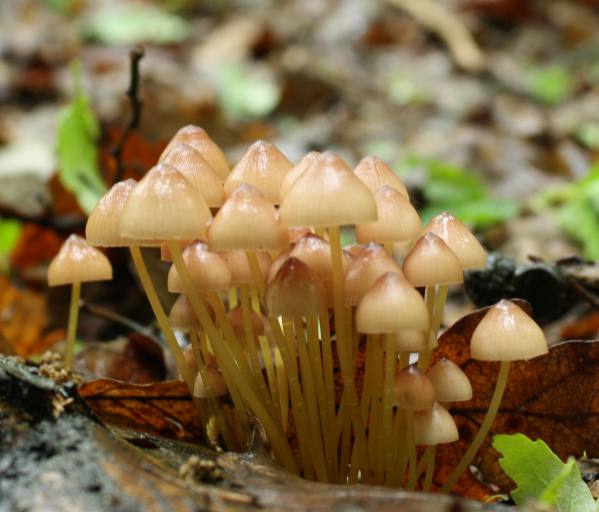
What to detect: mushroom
<box><xmin>47</xmin><ymin>234</ymin><xmax>112</xmax><ymax>369</ymax></box>
<box><xmin>354</xmin><ymin>155</ymin><xmax>409</xmax><ymax>200</ymax></box>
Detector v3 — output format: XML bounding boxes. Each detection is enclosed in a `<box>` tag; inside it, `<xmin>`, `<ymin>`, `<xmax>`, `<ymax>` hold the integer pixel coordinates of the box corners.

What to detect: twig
<box><xmin>111</xmin><ymin>47</ymin><xmax>145</xmax><ymax>184</ymax></box>
<box><xmin>81</xmin><ymin>300</ymin><xmax>157</xmax><ymax>340</ymax></box>
<box><xmin>384</xmin><ymin>0</ymin><xmax>486</xmax><ymax>72</ymax></box>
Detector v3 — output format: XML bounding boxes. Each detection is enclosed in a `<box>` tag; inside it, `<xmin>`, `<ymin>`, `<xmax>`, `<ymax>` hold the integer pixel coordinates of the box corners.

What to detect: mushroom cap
<box><xmin>356</xmin><ymin>272</ymin><xmax>429</xmax><ymax>333</ymax></box>
<box><xmin>169</xmin><ymin>294</ymin><xmax>205</xmax><ymax>332</ymax></box>
<box><xmin>395</xmin><ymin>329</ymin><xmax>427</xmax><ymax>352</ymax></box>
<box><xmin>160</xmin><ymin>239</ymin><xmax>196</xmax><ymax>262</ymax></box>
<box><xmin>267</xmin><ymin>248</ymin><xmax>292</xmax><ymax>284</ymax></box>
<box><xmin>356</xmin><ymin>186</ymin><xmax>421</xmax><ymax>243</ymax></box>
<box><xmin>120</xmin><ymin>163</ymin><xmax>212</xmax><ymax>242</ymax></box>
<box><xmin>394</xmin><ymin>365</ymin><xmax>436</xmax><ymax>411</ymax></box>
<box><xmin>266</xmin><ymin>257</ymin><xmax>326</xmax><ymax>318</ymax></box>
<box><xmin>279</xmin><ymin>151</ymin><xmax>377</xmax><ymax>227</ymax></box>
<box><xmin>48</xmin><ymin>234</ymin><xmax>112</xmax><ymax>286</ymax></box>
<box><xmin>207</xmin><ymin>184</ymin><xmax>289</xmax><ymax>251</ymax></box>
<box><xmin>224</xmin><ymin>140</ymin><xmax>292</xmax><ymax>204</ymax></box>
<box><xmin>194</xmin><ymin>367</ymin><xmax>228</xmax><ymax>398</ymax></box>
<box><xmin>427</xmin><ymin>358</ymin><xmax>472</xmax><ymax>402</ymax></box>
<box><xmin>344</xmin><ymin>243</ymin><xmax>402</xmax><ymax>306</ymax></box>
<box><xmin>167</xmin><ymin>242</ymin><xmax>232</xmax><ymax>292</ymax></box>
<box><xmin>227</xmin><ymin>305</ymin><xmax>267</xmax><ymax>340</ymax></box>
<box><xmin>403</xmin><ymin>232</ymin><xmax>463</xmax><ymax>287</ymax></box>
<box><xmin>424</xmin><ymin>212</ymin><xmax>486</xmax><ymax>270</ymax></box>
<box><xmin>279</xmin><ymin>151</ymin><xmax>320</xmax><ymax>202</ymax></box>
<box><xmin>182</xmin><ymin>345</ymin><xmax>216</xmax><ymax>376</ymax></box>
<box><xmin>471</xmin><ymin>300</ymin><xmax>548</xmax><ymax>361</ymax></box>
<box><xmin>289</xmin><ymin>233</ymin><xmax>348</xmax><ymax>307</ymax></box>
<box><xmin>221</xmin><ymin>250</ymin><xmax>272</xmax><ymax>285</ymax></box>
<box><xmin>354</xmin><ymin>155</ymin><xmax>409</xmax><ymax>199</ymax></box>
<box><xmin>161</xmin><ymin>143</ymin><xmax>225</xmax><ymax>207</ymax></box>
<box><xmin>86</xmin><ymin>179</ymin><xmax>139</xmax><ymax>247</ymax></box>
<box><xmin>160</xmin><ymin>125</ymin><xmax>229</xmax><ymax>180</ymax></box>
<box><xmin>414</xmin><ymin>402</ymin><xmax>459</xmax><ymax>445</ymax></box>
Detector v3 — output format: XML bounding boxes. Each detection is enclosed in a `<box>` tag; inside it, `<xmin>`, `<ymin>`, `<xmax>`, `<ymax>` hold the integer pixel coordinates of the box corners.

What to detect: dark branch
<box><xmin>111</xmin><ymin>46</ymin><xmax>145</xmax><ymax>184</ymax></box>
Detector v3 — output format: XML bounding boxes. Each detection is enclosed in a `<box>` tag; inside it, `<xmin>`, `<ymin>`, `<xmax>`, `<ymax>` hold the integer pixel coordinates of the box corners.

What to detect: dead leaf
<box><xmin>430</xmin><ymin>301</ymin><xmax>599</xmax><ymax>497</ymax></box>
<box><xmin>10</xmin><ymin>223</ymin><xmax>63</xmax><ymax>276</ymax></box>
<box><xmin>80</xmin><ymin>379</ymin><xmax>203</xmax><ymax>441</ymax></box>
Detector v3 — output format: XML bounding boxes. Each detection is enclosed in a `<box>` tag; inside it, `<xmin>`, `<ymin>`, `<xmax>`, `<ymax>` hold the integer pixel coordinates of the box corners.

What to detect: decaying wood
<box><xmin>0</xmin><ymin>355</ymin><xmax>510</xmax><ymax>511</ymax></box>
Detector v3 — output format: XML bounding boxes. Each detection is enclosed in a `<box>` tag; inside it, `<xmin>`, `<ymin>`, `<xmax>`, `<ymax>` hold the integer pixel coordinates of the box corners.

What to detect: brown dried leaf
<box><xmin>431</xmin><ymin>301</ymin><xmax>599</xmax><ymax>497</ymax></box>
<box><xmin>80</xmin><ymin>379</ymin><xmax>203</xmax><ymax>441</ymax></box>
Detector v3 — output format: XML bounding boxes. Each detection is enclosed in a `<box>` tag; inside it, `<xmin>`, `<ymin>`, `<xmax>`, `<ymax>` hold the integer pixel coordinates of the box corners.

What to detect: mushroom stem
<box><xmin>423</xmin><ymin>445</ymin><xmax>436</xmax><ymax>492</ymax></box>
<box><xmin>227</xmin><ymin>287</ymin><xmax>238</xmax><ymax>308</ymax></box>
<box><xmin>319</xmin><ymin>308</ymin><xmax>338</xmax><ymax>473</ymax></box>
<box><xmin>441</xmin><ymin>360</ymin><xmax>510</xmax><ymax>493</ymax></box>
<box><xmin>274</xmin><ymin>348</ymin><xmax>290</xmax><ymax>430</ymax></box>
<box><xmin>327</xmin><ymin>225</ymin><xmax>369</xmax><ymax>475</ymax></box>
<box><xmin>168</xmin><ymin>241</ymin><xmax>298</xmax><ymax>473</ymax></box>
<box><xmin>383</xmin><ymin>242</ymin><xmax>393</xmax><ymax>256</ymax></box>
<box><xmin>406</xmin><ymin>409</ymin><xmax>418</xmax><ymax>490</ymax></box>
<box><xmin>382</xmin><ymin>334</ymin><xmax>397</xmax><ymax>482</ymax></box>
<box><xmin>129</xmin><ymin>246</ymin><xmax>194</xmax><ymax>390</ymax></box>
<box><xmin>391</xmin><ymin>352</ymin><xmax>410</xmax><ymax>486</ymax></box>
<box><xmin>419</xmin><ymin>285</ymin><xmax>449</xmax><ymax>370</ymax></box>
<box><xmin>245</xmin><ymin>251</ymin><xmax>265</xmax><ymax>296</ymax></box>
<box><xmin>418</xmin><ymin>286</ymin><xmax>437</xmax><ymax>371</ymax></box>
<box><xmin>64</xmin><ymin>281</ymin><xmax>81</xmax><ymax>370</ymax></box>
<box><xmin>259</xmin><ymin>335</ymin><xmax>281</xmax><ymax>426</ymax></box>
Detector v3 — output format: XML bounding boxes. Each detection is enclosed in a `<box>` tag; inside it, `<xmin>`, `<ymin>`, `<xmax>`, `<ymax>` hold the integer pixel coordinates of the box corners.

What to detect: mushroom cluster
<box><xmin>48</xmin><ymin>125</ymin><xmax>549</xmax><ymax>490</ymax></box>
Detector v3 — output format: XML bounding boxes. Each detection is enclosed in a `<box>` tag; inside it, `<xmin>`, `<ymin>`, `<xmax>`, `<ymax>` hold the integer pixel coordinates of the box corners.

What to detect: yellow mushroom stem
<box><xmin>168</xmin><ymin>241</ymin><xmax>298</xmax><ymax>474</ymax></box>
<box><xmin>64</xmin><ymin>281</ymin><xmax>81</xmax><ymax>370</ymax></box>
<box><xmin>419</xmin><ymin>284</ymin><xmax>449</xmax><ymax>371</ymax></box>
<box><xmin>441</xmin><ymin>360</ymin><xmax>511</xmax><ymax>493</ymax></box>
<box><xmin>423</xmin><ymin>445</ymin><xmax>436</xmax><ymax>492</ymax></box>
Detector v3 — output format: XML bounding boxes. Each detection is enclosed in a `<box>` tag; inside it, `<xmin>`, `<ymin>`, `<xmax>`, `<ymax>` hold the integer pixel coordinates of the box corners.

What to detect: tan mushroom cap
<box><xmin>207</xmin><ymin>184</ymin><xmax>289</xmax><ymax>251</ymax></box>
<box><xmin>162</xmin><ymin>143</ymin><xmax>225</xmax><ymax>207</ymax></box>
<box><xmin>182</xmin><ymin>345</ymin><xmax>217</xmax><ymax>376</ymax></box>
<box><xmin>194</xmin><ymin>367</ymin><xmax>228</xmax><ymax>398</ymax></box>
<box><xmin>403</xmin><ymin>232</ymin><xmax>463</xmax><ymax>287</ymax></box>
<box><xmin>356</xmin><ymin>272</ymin><xmax>429</xmax><ymax>333</ymax></box>
<box><xmin>266</xmin><ymin>257</ymin><xmax>326</xmax><ymax>318</ymax></box>
<box><xmin>279</xmin><ymin>151</ymin><xmax>320</xmax><ymax>202</ymax></box>
<box><xmin>86</xmin><ymin>179</ymin><xmax>139</xmax><ymax>247</ymax></box>
<box><xmin>394</xmin><ymin>365</ymin><xmax>436</xmax><ymax>411</ymax></box>
<box><xmin>414</xmin><ymin>402</ymin><xmax>459</xmax><ymax>445</ymax></box>
<box><xmin>344</xmin><ymin>243</ymin><xmax>403</xmax><ymax>306</ymax></box>
<box><xmin>169</xmin><ymin>294</ymin><xmax>206</xmax><ymax>332</ymax></box>
<box><xmin>395</xmin><ymin>329</ymin><xmax>427</xmax><ymax>352</ymax></box>
<box><xmin>168</xmin><ymin>242</ymin><xmax>232</xmax><ymax>292</ymax></box>
<box><xmin>48</xmin><ymin>234</ymin><xmax>112</xmax><ymax>286</ymax></box>
<box><xmin>221</xmin><ymin>250</ymin><xmax>272</xmax><ymax>285</ymax></box>
<box><xmin>279</xmin><ymin>151</ymin><xmax>377</xmax><ymax>227</ymax></box>
<box><xmin>471</xmin><ymin>300</ymin><xmax>548</xmax><ymax>361</ymax></box>
<box><xmin>120</xmin><ymin>163</ymin><xmax>212</xmax><ymax>242</ymax></box>
<box><xmin>424</xmin><ymin>212</ymin><xmax>486</xmax><ymax>270</ymax></box>
<box><xmin>289</xmin><ymin>234</ymin><xmax>348</xmax><ymax>307</ymax></box>
<box><xmin>427</xmin><ymin>358</ymin><xmax>472</xmax><ymax>402</ymax></box>
<box><xmin>288</xmin><ymin>226</ymin><xmax>313</xmax><ymax>245</ymax></box>
<box><xmin>267</xmin><ymin>248</ymin><xmax>292</xmax><ymax>284</ymax></box>
<box><xmin>160</xmin><ymin>239</ymin><xmax>196</xmax><ymax>262</ymax></box>
<box><xmin>227</xmin><ymin>305</ymin><xmax>267</xmax><ymax>340</ymax></box>
<box><xmin>356</xmin><ymin>186</ymin><xmax>421</xmax><ymax>244</ymax></box>
<box><xmin>224</xmin><ymin>140</ymin><xmax>292</xmax><ymax>204</ymax></box>
<box><xmin>160</xmin><ymin>125</ymin><xmax>229</xmax><ymax>181</ymax></box>
<box><xmin>354</xmin><ymin>155</ymin><xmax>409</xmax><ymax>199</ymax></box>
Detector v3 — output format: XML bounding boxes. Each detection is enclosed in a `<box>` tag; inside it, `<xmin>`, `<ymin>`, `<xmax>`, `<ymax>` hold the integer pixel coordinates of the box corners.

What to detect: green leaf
<box><xmin>0</xmin><ymin>218</ymin><xmax>22</xmax><ymax>274</ymax></box>
<box><xmin>525</xmin><ymin>65</ymin><xmax>574</xmax><ymax>105</ymax></box>
<box><xmin>216</xmin><ymin>63</ymin><xmax>281</xmax><ymax>121</ymax></box>
<box><xmin>83</xmin><ymin>4</ymin><xmax>189</xmax><ymax>45</ymax></box>
<box><xmin>56</xmin><ymin>62</ymin><xmax>106</xmax><ymax>215</ymax></box>
<box><xmin>493</xmin><ymin>433</ymin><xmax>596</xmax><ymax>512</ymax></box>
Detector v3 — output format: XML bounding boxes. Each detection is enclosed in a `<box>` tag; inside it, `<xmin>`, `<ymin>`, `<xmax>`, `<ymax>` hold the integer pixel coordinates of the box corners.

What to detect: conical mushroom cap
<box><xmin>227</xmin><ymin>305</ymin><xmax>267</xmax><ymax>341</ymax></box>
<box><xmin>168</xmin><ymin>242</ymin><xmax>231</xmax><ymax>292</ymax></box>
<box><xmin>207</xmin><ymin>184</ymin><xmax>289</xmax><ymax>251</ymax></box>
<box><xmin>344</xmin><ymin>243</ymin><xmax>402</xmax><ymax>306</ymax></box>
<box><xmin>395</xmin><ymin>329</ymin><xmax>427</xmax><ymax>352</ymax></box>
<box><xmin>120</xmin><ymin>163</ymin><xmax>212</xmax><ymax>242</ymax></box>
<box><xmin>427</xmin><ymin>358</ymin><xmax>472</xmax><ymax>402</ymax></box>
<box><xmin>414</xmin><ymin>402</ymin><xmax>459</xmax><ymax>445</ymax></box>
<box><xmin>169</xmin><ymin>294</ymin><xmax>203</xmax><ymax>332</ymax></box>
<box><xmin>48</xmin><ymin>234</ymin><xmax>112</xmax><ymax>286</ymax></box>
<box><xmin>289</xmin><ymin>234</ymin><xmax>348</xmax><ymax>307</ymax></box>
<box><xmin>267</xmin><ymin>248</ymin><xmax>292</xmax><ymax>284</ymax></box>
<box><xmin>288</xmin><ymin>227</ymin><xmax>313</xmax><ymax>245</ymax></box>
<box><xmin>162</xmin><ymin>143</ymin><xmax>225</xmax><ymax>207</ymax></box>
<box><xmin>280</xmin><ymin>151</ymin><xmax>377</xmax><ymax>227</ymax></box>
<box><xmin>224</xmin><ymin>140</ymin><xmax>292</xmax><ymax>204</ymax></box>
<box><xmin>182</xmin><ymin>344</ymin><xmax>216</xmax><ymax>376</ymax></box>
<box><xmin>194</xmin><ymin>367</ymin><xmax>228</xmax><ymax>398</ymax></box>
<box><xmin>279</xmin><ymin>151</ymin><xmax>320</xmax><ymax>202</ymax></box>
<box><xmin>86</xmin><ymin>179</ymin><xmax>139</xmax><ymax>247</ymax></box>
<box><xmin>403</xmin><ymin>232</ymin><xmax>463</xmax><ymax>287</ymax></box>
<box><xmin>356</xmin><ymin>186</ymin><xmax>421</xmax><ymax>243</ymax></box>
<box><xmin>354</xmin><ymin>155</ymin><xmax>409</xmax><ymax>199</ymax></box>
<box><xmin>471</xmin><ymin>300</ymin><xmax>548</xmax><ymax>361</ymax></box>
<box><xmin>221</xmin><ymin>250</ymin><xmax>272</xmax><ymax>286</ymax></box>
<box><xmin>424</xmin><ymin>212</ymin><xmax>486</xmax><ymax>270</ymax></box>
<box><xmin>266</xmin><ymin>257</ymin><xmax>326</xmax><ymax>318</ymax></box>
<box><xmin>394</xmin><ymin>365</ymin><xmax>436</xmax><ymax>411</ymax></box>
<box><xmin>160</xmin><ymin>125</ymin><xmax>229</xmax><ymax>180</ymax></box>
<box><xmin>356</xmin><ymin>272</ymin><xmax>429</xmax><ymax>333</ymax></box>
